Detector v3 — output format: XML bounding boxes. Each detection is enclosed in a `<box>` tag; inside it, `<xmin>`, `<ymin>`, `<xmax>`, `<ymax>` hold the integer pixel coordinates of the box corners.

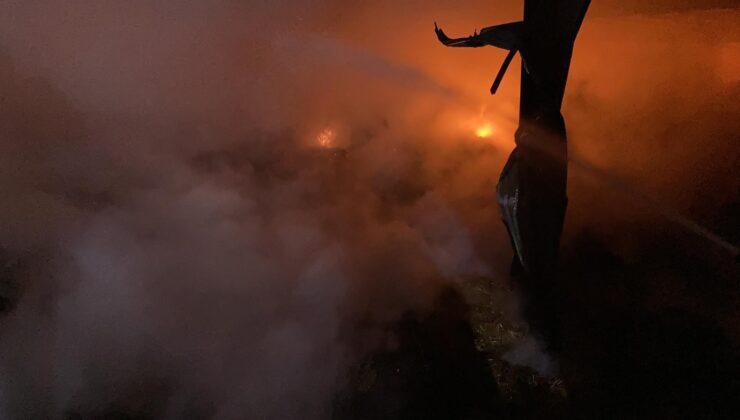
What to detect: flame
<box><xmin>316</xmin><ymin>128</ymin><xmax>335</xmax><ymax>148</ymax></box>
<box><xmin>475</xmin><ymin>123</ymin><xmax>494</xmax><ymax>138</ymax></box>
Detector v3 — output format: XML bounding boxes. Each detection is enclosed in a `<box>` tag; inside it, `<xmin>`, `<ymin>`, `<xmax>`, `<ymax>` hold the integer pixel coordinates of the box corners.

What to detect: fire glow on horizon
<box><xmin>475</xmin><ymin>122</ymin><xmax>495</xmax><ymax>138</ymax></box>
<box><xmin>317</xmin><ymin>128</ymin><xmax>336</xmax><ymax>148</ymax></box>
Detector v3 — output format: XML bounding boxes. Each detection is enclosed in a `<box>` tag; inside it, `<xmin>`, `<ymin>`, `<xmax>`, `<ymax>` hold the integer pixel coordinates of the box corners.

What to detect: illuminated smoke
<box><xmin>0</xmin><ymin>0</ymin><xmax>737</xmax><ymax>418</ymax></box>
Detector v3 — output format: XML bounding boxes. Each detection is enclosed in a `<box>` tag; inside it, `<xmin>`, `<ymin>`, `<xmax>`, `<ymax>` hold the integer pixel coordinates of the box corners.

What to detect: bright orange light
<box><xmin>475</xmin><ymin>123</ymin><xmax>494</xmax><ymax>138</ymax></box>
<box><xmin>316</xmin><ymin>128</ymin><xmax>335</xmax><ymax>148</ymax></box>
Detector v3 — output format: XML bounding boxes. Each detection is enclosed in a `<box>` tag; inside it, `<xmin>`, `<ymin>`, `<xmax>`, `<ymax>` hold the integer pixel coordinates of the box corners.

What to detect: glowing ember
<box><xmin>475</xmin><ymin>123</ymin><xmax>494</xmax><ymax>138</ymax></box>
<box><xmin>316</xmin><ymin>128</ymin><xmax>335</xmax><ymax>148</ymax></box>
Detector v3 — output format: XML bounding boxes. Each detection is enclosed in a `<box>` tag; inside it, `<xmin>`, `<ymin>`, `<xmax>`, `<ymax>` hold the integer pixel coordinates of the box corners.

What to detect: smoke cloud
<box><xmin>0</xmin><ymin>0</ymin><xmax>738</xmax><ymax>418</ymax></box>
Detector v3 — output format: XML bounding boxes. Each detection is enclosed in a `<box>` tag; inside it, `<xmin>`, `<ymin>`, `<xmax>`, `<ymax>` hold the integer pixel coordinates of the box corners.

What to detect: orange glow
<box><xmin>316</xmin><ymin>128</ymin><xmax>336</xmax><ymax>148</ymax></box>
<box><xmin>717</xmin><ymin>42</ymin><xmax>740</xmax><ymax>84</ymax></box>
<box><xmin>475</xmin><ymin>122</ymin><xmax>494</xmax><ymax>138</ymax></box>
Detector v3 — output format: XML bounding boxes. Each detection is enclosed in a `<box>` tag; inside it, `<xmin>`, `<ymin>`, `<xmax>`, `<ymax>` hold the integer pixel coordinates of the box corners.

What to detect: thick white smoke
<box><xmin>0</xmin><ymin>2</ymin><xmax>496</xmax><ymax>417</ymax></box>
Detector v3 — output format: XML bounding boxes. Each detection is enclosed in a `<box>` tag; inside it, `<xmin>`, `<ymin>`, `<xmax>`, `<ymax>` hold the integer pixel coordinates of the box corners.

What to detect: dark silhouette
<box><xmin>435</xmin><ymin>0</ymin><xmax>591</xmax><ymax>277</ymax></box>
